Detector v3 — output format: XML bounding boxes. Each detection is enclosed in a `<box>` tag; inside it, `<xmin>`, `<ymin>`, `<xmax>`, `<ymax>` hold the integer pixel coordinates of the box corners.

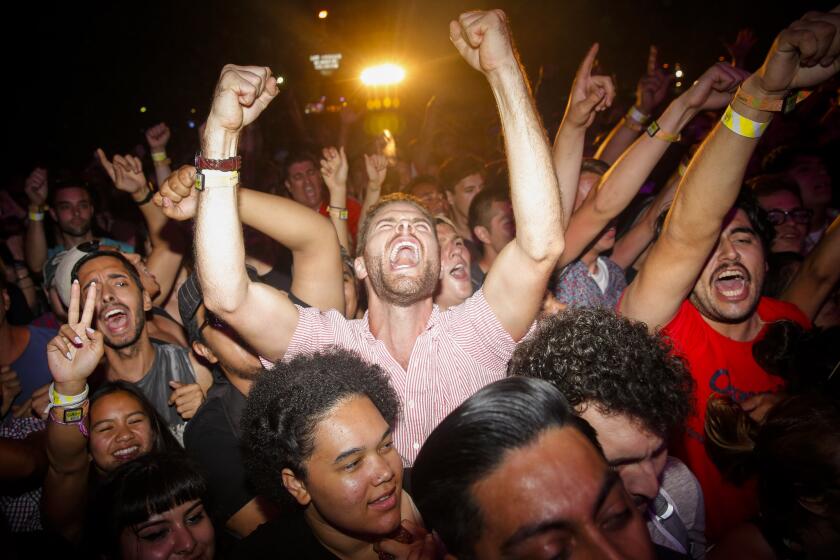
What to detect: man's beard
<box><xmin>366</xmin><ymin>254</ymin><xmax>439</xmax><ymax>307</ymax></box>
<box><xmin>103</xmin><ymin>311</ymin><xmax>145</xmax><ymax>350</ymax></box>
<box><xmin>222</xmin><ymin>360</ymin><xmax>263</xmax><ymax>382</ymax></box>
<box><xmin>60</xmin><ymin>221</ymin><xmax>91</xmax><ymax>237</ymax></box>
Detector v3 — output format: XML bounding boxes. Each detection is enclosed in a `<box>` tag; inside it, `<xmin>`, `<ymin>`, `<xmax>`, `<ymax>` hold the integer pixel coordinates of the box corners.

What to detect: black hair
<box><xmin>706</xmin><ymin>394</ymin><xmax>840</xmax><ymax>550</ymax></box>
<box><xmin>48</xmin><ymin>177</ymin><xmax>94</xmax><ymax>207</ymax></box>
<box><xmin>70</xmin><ymin>250</ymin><xmax>144</xmax><ymax>296</ymax></box>
<box><xmin>508</xmin><ymin>308</ymin><xmax>695</xmax><ymax>438</ymax></box>
<box><xmin>283</xmin><ymin>149</ymin><xmax>320</xmax><ymax>178</ymax></box>
<box><xmin>762</xmin><ymin>144</ymin><xmax>827</xmax><ymax>175</ymax></box>
<box><xmin>438</xmin><ymin>155</ymin><xmax>485</xmax><ymax>192</ymax></box>
<box><xmin>653</xmin><ymin>187</ymin><xmax>774</xmax><ymax>255</ymax></box>
<box><xmin>747</xmin><ymin>173</ymin><xmax>803</xmax><ymax>202</ymax></box>
<box><xmin>411</xmin><ymin>376</ymin><xmax>601</xmax><ymax>559</ymax></box>
<box><xmin>405</xmin><ymin>174</ymin><xmax>441</xmax><ymax>194</ymax></box>
<box><xmin>90</xmin><ymin>381</ymin><xmax>183</xmax><ymax>462</ymax></box>
<box><xmin>467</xmin><ymin>186</ymin><xmax>510</xmax><ymax>244</ymax></box>
<box><xmin>90</xmin><ymin>452</ymin><xmax>208</xmax><ymax>559</ymax></box>
<box><xmin>240</xmin><ymin>348</ymin><xmax>400</xmax><ymax>508</ymax></box>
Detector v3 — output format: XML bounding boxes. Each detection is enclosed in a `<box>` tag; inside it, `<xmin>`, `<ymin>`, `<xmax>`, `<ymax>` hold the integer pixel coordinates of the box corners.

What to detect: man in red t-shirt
<box><xmin>283</xmin><ymin>151</ymin><xmax>362</xmax><ymax>240</ymax></box>
<box><xmin>619</xmin><ymin>13</ymin><xmax>839</xmax><ymax>542</ymax></box>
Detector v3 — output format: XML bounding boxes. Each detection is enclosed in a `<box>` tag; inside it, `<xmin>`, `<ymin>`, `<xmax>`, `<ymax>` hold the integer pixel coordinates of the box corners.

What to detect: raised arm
<box><xmin>23</xmin><ymin>167</ymin><xmax>49</xmax><ymax>274</ymax></box>
<box><xmin>451</xmin><ymin>10</ymin><xmax>564</xmax><ymax>341</ymax></box>
<box><xmin>96</xmin><ymin>150</ymin><xmax>184</xmax><ymax>304</ymax></box>
<box><xmin>562</xmin><ymin>62</ymin><xmax>748</xmax><ymax>267</ymax></box>
<box><xmin>360</xmin><ymin>152</ymin><xmax>388</xmax><ymax>223</ymax></box>
<box><xmin>157</xmin><ymin>165</ymin><xmax>345</xmax><ymax>314</ymax></box>
<box><xmin>43</xmin><ymin>280</ymin><xmax>102</xmax><ymax>542</ymax></box>
<box><xmin>621</xmin><ymin>9</ymin><xmax>840</xmax><ymax>330</ymax></box>
<box><xmin>320</xmin><ymin>146</ymin><xmax>352</xmax><ymax>254</ymax></box>
<box><xmin>552</xmin><ymin>43</ymin><xmax>615</xmax><ymax>227</ymax></box>
<box><xmin>595</xmin><ymin>46</ymin><xmax>671</xmax><ymax>164</ymax></box>
<box><xmin>782</xmin><ymin>214</ymin><xmax>840</xmax><ymax>320</ymax></box>
<box><xmin>145</xmin><ymin>123</ymin><xmax>173</xmax><ymax>187</ymax></box>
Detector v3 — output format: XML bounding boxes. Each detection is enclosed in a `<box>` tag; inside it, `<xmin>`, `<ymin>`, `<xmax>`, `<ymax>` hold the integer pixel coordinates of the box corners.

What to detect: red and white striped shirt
<box><xmin>285</xmin><ymin>288</ymin><xmax>518</xmax><ymax>465</ymax></box>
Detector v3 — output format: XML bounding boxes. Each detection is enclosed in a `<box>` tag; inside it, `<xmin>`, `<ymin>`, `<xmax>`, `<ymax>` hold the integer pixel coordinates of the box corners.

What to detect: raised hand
<box><xmin>450</xmin><ymin>10</ymin><xmax>517</xmax><ymax>75</ymax></box>
<box><xmin>364</xmin><ymin>153</ymin><xmax>388</xmax><ymax>190</ymax></box>
<box><xmin>752</xmin><ymin>7</ymin><xmax>840</xmax><ymax>95</ymax></box>
<box><xmin>0</xmin><ymin>366</ymin><xmax>22</xmax><ymax>417</ymax></box>
<box><xmin>24</xmin><ymin>168</ymin><xmax>48</xmax><ymax>207</ymax></box>
<box><xmin>564</xmin><ymin>43</ymin><xmax>616</xmax><ymax>129</ymax></box>
<box><xmin>206</xmin><ymin>65</ymin><xmax>279</xmax><ymax>136</ymax></box>
<box><xmin>636</xmin><ymin>46</ymin><xmax>672</xmax><ymax>115</ymax></box>
<box><xmin>320</xmin><ymin>147</ymin><xmax>349</xmax><ymax>192</ymax></box>
<box><xmin>682</xmin><ymin>63</ymin><xmax>749</xmax><ymax>112</ymax></box>
<box><xmin>339</xmin><ymin>105</ymin><xmax>361</xmax><ymax>127</ymax></box>
<box><xmin>47</xmin><ymin>280</ymin><xmax>104</xmax><ymax>395</ymax></box>
<box><xmin>96</xmin><ymin>149</ymin><xmax>148</xmax><ymax>197</ymax></box>
<box><xmin>153</xmin><ymin>165</ymin><xmax>199</xmax><ymax>221</ymax></box>
<box><xmin>168</xmin><ymin>381</ymin><xmax>205</xmax><ymax>420</ymax></box>
<box><xmin>145</xmin><ymin>123</ymin><xmax>171</xmax><ymax>151</ymax></box>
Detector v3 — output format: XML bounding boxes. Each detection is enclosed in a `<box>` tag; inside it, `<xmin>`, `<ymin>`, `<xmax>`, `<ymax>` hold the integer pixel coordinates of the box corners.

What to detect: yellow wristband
<box><xmin>721</xmin><ymin>105</ymin><xmax>770</xmax><ymax>139</ymax></box>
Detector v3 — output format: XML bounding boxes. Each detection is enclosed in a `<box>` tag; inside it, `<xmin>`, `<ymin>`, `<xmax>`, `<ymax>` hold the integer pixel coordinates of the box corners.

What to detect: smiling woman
<box><xmin>236</xmin><ymin>348</ymin><xmax>425</xmax><ymax>559</ymax></box>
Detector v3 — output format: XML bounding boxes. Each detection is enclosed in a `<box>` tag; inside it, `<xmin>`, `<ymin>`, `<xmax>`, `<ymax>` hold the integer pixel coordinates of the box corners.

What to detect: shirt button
<box><xmin>413</xmin><ymin>442</ymin><xmax>420</xmax><ymax>450</ymax></box>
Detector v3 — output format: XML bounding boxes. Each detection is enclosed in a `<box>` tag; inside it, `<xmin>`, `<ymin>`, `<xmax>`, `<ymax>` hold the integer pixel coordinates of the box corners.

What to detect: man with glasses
<box><xmin>750</xmin><ymin>174</ymin><xmax>811</xmax><ymax>255</ymax></box>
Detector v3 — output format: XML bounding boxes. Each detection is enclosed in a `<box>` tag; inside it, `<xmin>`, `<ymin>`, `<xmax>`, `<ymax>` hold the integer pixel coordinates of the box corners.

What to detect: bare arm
<box><xmin>782</xmin><ymin>215</ymin><xmax>840</xmax><ymax>320</ymax></box>
<box><xmin>43</xmin><ymin>281</ymin><xmax>102</xmax><ymax>541</ymax></box>
<box><xmin>360</xmin><ymin>153</ymin><xmax>387</xmax><ymax>224</ymax></box>
<box><xmin>621</xmin><ymin>11</ymin><xmax>840</xmax><ymax>330</ymax></box>
<box><xmin>97</xmin><ymin>150</ymin><xmax>184</xmax><ymax>305</ymax></box>
<box><xmin>146</xmin><ymin>123</ymin><xmax>173</xmax><ymax>187</ymax></box>
<box><xmin>452</xmin><ymin>10</ymin><xmax>564</xmax><ymax>341</ymax></box>
<box><xmin>412</xmin><ymin>96</ymin><xmax>440</xmax><ymax>175</ymax></box>
<box><xmin>595</xmin><ymin>46</ymin><xmax>671</xmax><ymax>164</ymax></box>
<box><xmin>320</xmin><ymin>146</ymin><xmax>352</xmax><ymax>255</ymax></box>
<box><xmin>552</xmin><ymin>44</ymin><xmax>615</xmax><ymax>227</ymax></box>
<box><xmin>23</xmin><ymin>168</ymin><xmax>49</xmax><ymax>273</ymax></box>
<box><xmin>562</xmin><ymin>63</ymin><xmax>748</xmax><ymax>267</ymax></box>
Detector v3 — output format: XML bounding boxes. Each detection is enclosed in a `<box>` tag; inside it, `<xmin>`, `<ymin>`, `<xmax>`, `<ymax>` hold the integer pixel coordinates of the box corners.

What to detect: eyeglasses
<box><xmin>766</xmin><ymin>208</ymin><xmax>813</xmax><ymax>226</ymax></box>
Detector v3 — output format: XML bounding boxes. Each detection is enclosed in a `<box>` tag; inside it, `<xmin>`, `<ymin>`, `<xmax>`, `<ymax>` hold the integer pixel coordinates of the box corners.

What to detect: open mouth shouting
<box><xmin>389</xmin><ymin>238</ymin><xmax>421</xmax><ymax>270</ymax></box>
<box><xmin>712</xmin><ymin>265</ymin><xmax>751</xmax><ymax>302</ymax></box>
<box><xmin>101</xmin><ymin>305</ymin><xmax>132</xmax><ymax>336</ymax></box>
<box><xmin>447</xmin><ymin>259</ymin><xmax>469</xmax><ymax>281</ymax></box>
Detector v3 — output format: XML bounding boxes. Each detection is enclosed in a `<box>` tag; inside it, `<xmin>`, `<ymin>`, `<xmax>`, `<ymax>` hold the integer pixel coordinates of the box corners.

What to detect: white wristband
<box><xmin>46</xmin><ymin>382</ymin><xmax>89</xmax><ymax>413</ymax></box>
<box><xmin>195</xmin><ymin>170</ymin><xmax>240</xmax><ymax>191</ymax></box>
<box><xmin>626</xmin><ymin>106</ymin><xmax>650</xmax><ymax>125</ymax></box>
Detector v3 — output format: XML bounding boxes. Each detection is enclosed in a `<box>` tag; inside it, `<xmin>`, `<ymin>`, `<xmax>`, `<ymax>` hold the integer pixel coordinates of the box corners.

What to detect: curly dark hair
<box><xmin>507</xmin><ymin>307</ymin><xmax>696</xmax><ymax>438</ymax></box>
<box><xmin>240</xmin><ymin>348</ymin><xmax>400</xmax><ymax>508</ymax></box>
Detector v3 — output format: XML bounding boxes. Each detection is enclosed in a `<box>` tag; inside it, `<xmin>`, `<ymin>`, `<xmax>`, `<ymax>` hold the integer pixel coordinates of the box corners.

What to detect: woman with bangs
<box><xmin>90</xmin><ymin>452</ymin><xmax>215</xmax><ymax>560</ymax></box>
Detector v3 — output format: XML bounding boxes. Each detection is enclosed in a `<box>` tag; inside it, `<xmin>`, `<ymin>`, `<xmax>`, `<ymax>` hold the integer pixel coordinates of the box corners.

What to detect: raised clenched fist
<box><xmin>450</xmin><ymin>10</ymin><xmax>517</xmax><ymax>76</ymax></box>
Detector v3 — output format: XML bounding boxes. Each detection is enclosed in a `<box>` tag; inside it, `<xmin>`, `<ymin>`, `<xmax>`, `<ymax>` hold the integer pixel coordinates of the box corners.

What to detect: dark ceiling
<box><xmin>9</xmin><ymin>0</ymin><xmax>835</xmax><ymax>176</ymax></box>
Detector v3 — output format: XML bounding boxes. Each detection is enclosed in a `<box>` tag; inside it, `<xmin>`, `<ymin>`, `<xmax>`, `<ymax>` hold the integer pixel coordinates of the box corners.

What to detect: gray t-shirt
<box><xmin>647</xmin><ymin>456</ymin><xmax>707</xmax><ymax>559</ymax></box>
<box><xmin>134</xmin><ymin>342</ymin><xmax>196</xmax><ymax>429</ymax></box>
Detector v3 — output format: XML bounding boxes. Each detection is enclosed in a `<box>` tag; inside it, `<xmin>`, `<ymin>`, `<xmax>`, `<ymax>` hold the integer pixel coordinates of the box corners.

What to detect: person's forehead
<box><xmin>472</xmin><ymin>427</ymin><xmax>606</xmax><ymax>534</ymax></box>
<box><xmin>92</xmin><ymin>391</ymin><xmax>144</xmax><ymax>419</ymax></box>
<box><xmin>374</xmin><ymin>202</ymin><xmax>432</xmax><ymax>224</ymax></box>
<box><xmin>721</xmin><ymin>208</ymin><xmax>755</xmax><ymax>234</ymax></box>
<box><xmin>411</xmin><ymin>182</ymin><xmax>439</xmax><ymax>195</ymax></box>
<box><xmin>580</xmin><ymin>408</ymin><xmax>661</xmax><ymax>456</ymax></box>
<box><xmin>78</xmin><ymin>256</ymin><xmax>133</xmax><ymax>280</ymax></box>
<box><xmin>55</xmin><ymin>187</ymin><xmax>90</xmax><ymax>203</ymax></box>
<box><xmin>759</xmin><ymin>190</ymin><xmax>801</xmax><ymax>209</ymax></box>
<box><xmin>456</xmin><ymin>173</ymin><xmax>484</xmax><ymax>189</ymax></box>
<box><xmin>436</xmin><ymin>223</ymin><xmax>458</xmax><ymax>240</ymax></box>
<box><xmin>310</xmin><ymin>395</ymin><xmax>388</xmax><ymax>458</ymax></box>
<box><xmin>289</xmin><ymin>160</ymin><xmax>316</xmax><ymax>173</ymax></box>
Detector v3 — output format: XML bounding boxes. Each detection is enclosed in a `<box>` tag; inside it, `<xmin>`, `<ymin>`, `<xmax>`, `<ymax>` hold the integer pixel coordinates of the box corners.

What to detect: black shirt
<box><xmin>183</xmin><ymin>375</ymin><xmax>251</xmax><ymax>525</ymax></box>
<box><xmin>232</xmin><ymin>513</ymin><xmax>339</xmax><ymax>559</ymax></box>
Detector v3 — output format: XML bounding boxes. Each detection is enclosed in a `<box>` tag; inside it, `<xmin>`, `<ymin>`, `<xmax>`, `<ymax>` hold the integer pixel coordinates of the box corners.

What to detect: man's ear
<box><xmin>192</xmin><ymin>341</ymin><xmax>219</xmax><ymax>365</ymax></box>
<box><xmin>282</xmin><ymin>468</ymin><xmax>311</xmax><ymax>506</ymax></box>
<box><xmin>142</xmin><ymin>290</ymin><xmax>152</xmax><ymax>312</ymax></box>
<box><xmin>473</xmin><ymin>225</ymin><xmax>491</xmax><ymax>245</ymax></box>
<box><xmin>354</xmin><ymin>256</ymin><xmax>368</xmax><ymax>280</ymax></box>
<box><xmin>445</xmin><ymin>189</ymin><xmax>455</xmax><ymax>207</ymax></box>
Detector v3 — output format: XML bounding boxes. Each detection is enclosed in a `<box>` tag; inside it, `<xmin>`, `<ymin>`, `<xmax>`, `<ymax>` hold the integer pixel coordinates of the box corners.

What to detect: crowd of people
<box><xmin>2</xmin><ymin>6</ymin><xmax>839</xmax><ymax>559</ymax></box>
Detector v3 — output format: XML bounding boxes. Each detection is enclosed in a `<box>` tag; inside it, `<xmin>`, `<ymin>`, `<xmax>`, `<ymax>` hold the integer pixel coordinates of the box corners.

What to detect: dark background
<box><xmin>7</xmin><ymin>0</ymin><xmax>836</xmax><ymax>178</ymax></box>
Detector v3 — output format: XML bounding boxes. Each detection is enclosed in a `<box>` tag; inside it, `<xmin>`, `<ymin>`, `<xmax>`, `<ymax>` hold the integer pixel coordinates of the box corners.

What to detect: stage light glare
<box><xmin>675</xmin><ymin>69</ymin><xmax>684</xmax><ymax>78</ymax></box>
<box><xmin>318</xmin><ymin>10</ymin><xmax>328</xmax><ymax>19</ymax></box>
<box><xmin>360</xmin><ymin>63</ymin><xmax>406</xmax><ymax>86</ymax></box>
